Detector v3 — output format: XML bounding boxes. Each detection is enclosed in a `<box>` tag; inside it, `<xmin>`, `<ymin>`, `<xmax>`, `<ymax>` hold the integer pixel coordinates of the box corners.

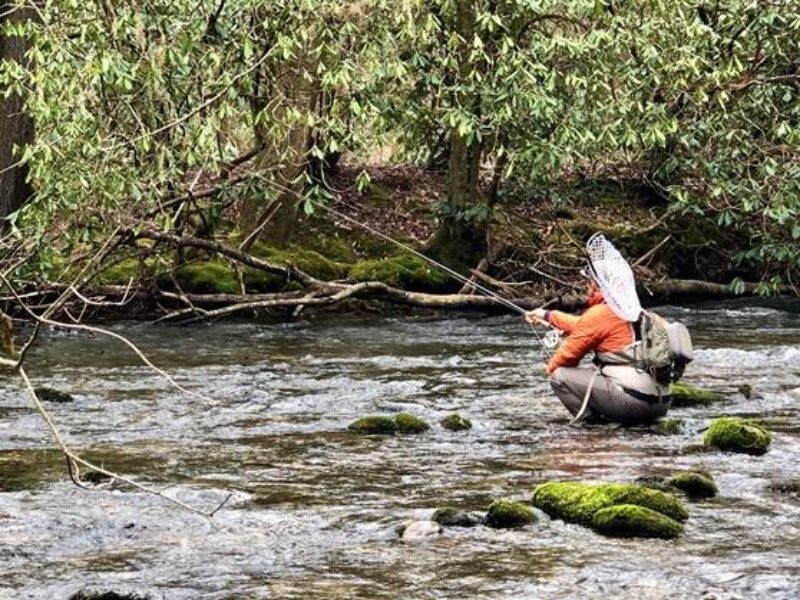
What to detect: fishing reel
<box><xmin>542</xmin><ymin>328</ymin><xmax>563</xmax><ymax>350</ymax></box>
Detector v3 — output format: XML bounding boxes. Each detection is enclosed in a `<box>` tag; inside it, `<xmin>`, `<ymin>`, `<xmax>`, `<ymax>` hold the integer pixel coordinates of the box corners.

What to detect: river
<box><xmin>1</xmin><ymin>299</ymin><xmax>799</xmax><ymax>599</ymax></box>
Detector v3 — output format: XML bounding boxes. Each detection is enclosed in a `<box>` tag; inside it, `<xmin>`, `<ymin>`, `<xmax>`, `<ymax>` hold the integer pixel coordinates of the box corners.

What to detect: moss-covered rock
<box><xmin>704</xmin><ymin>417</ymin><xmax>771</xmax><ymax>455</ymax></box>
<box><xmin>532</xmin><ymin>482</ymin><xmax>688</xmax><ymax>526</ymax></box>
<box><xmin>166</xmin><ymin>261</ymin><xmax>240</xmax><ymax>294</ymax></box>
<box><xmin>440</xmin><ymin>413</ymin><xmax>472</xmax><ymax>431</ymax></box>
<box><xmin>394</xmin><ymin>412</ymin><xmax>430</xmax><ymax>434</ymax></box>
<box><xmin>484</xmin><ymin>499</ymin><xmax>537</xmax><ymax>529</ymax></box>
<box><xmin>634</xmin><ymin>475</ymin><xmax>672</xmax><ymax>492</ymax></box>
<box><xmin>34</xmin><ymin>387</ymin><xmax>74</xmax><ymax>403</ymax></box>
<box><xmin>432</xmin><ymin>506</ymin><xmax>482</xmax><ymax>527</ymax></box>
<box><xmin>667</xmin><ymin>471</ymin><xmax>718</xmax><ymax>499</ymax></box>
<box><xmin>670</xmin><ymin>382</ymin><xmax>724</xmax><ymax>407</ymax></box>
<box><xmin>591</xmin><ymin>504</ymin><xmax>684</xmax><ymax>539</ymax></box>
<box><xmin>250</xmin><ymin>243</ymin><xmax>348</xmax><ymax>281</ymax></box>
<box><xmin>349</xmin><ymin>254</ymin><xmax>449</xmax><ymax>292</ymax></box>
<box><xmin>347</xmin><ymin>416</ymin><xmax>398</xmax><ymax>435</ymax></box>
<box><xmin>652</xmin><ymin>417</ymin><xmax>683</xmax><ymax>435</ymax></box>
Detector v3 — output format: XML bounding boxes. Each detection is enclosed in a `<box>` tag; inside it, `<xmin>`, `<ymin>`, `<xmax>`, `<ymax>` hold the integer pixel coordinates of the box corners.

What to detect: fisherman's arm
<box><xmin>524</xmin><ymin>309</ymin><xmax>579</xmax><ymax>333</ymax></box>
<box><xmin>546</xmin><ymin>314</ymin><xmax>603</xmax><ymax>375</ymax></box>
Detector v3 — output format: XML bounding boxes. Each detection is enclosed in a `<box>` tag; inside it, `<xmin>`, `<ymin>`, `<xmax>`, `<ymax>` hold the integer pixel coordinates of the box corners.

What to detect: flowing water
<box><xmin>1</xmin><ymin>299</ymin><xmax>799</xmax><ymax>599</ymax></box>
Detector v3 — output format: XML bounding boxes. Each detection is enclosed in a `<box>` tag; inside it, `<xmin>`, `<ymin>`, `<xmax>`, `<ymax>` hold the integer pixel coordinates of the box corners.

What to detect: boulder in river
<box><xmin>347</xmin><ymin>415</ymin><xmax>398</xmax><ymax>435</ymax></box>
<box><xmin>394</xmin><ymin>412</ymin><xmax>430</xmax><ymax>434</ymax></box>
<box><xmin>532</xmin><ymin>481</ymin><xmax>687</xmax><ymax>538</ymax></box>
<box><xmin>398</xmin><ymin>520</ymin><xmax>442</xmax><ymax>540</ymax></box>
<box><xmin>670</xmin><ymin>382</ymin><xmax>724</xmax><ymax>407</ymax></box>
<box><xmin>440</xmin><ymin>413</ymin><xmax>472</xmax><ymax>432</ymax></box>
<box><xmin>591</xmin><ymin>504</ymin><xmax>683</xmax><ymax>539</ymax></box>
<box><xmin>432</xmin><ymin>506</ymin><xmax>482</xmax><ymax>527</ymax></box>
<box><xmin>34</xmin><ymin>387</ymin><xmax>74</xmax><ymax>403</ymax></box>
<box><xmin>652</xmin><ymin>417</ymin><xmax>683</xmax><ymax>435</ymax></box>
<box><xmin>484</xmin><ymin>499</ymin><xmax>537</xmax><ymax>529</ymax></box>
<box><xmin>666</xmin><ymin>471</ymin><xmax>717</xmax><ymax>499</ymax></box>
<box><xmin>703</xmin><ymin>417</ymin><xmax>771</xmax><ymax>455</ymax></box>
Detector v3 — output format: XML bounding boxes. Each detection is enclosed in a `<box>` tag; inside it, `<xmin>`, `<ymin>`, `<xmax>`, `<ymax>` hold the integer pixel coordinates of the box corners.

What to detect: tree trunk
<box><xmin>427</xmin><ymin>0</ymin><xmax>486</xmax><ymax>273</ymax></box>
<box><xmin>0</xmin><ymin>3</ymin><xmax>35</xmax><ymax>224</ymax></box>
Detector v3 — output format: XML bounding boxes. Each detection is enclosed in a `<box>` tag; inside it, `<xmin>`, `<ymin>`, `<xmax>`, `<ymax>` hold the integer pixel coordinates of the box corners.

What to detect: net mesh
<box><xmin>586</xmin><ymin>233</ymin><xmax>642</xmax><ymax>322</ymax></box>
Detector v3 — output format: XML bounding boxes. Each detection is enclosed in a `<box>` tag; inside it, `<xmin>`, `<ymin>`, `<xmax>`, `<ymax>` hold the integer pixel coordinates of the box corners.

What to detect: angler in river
<box><xmin>526</xmin><ymin>234</ymin><xmax>692</xmax><ymax>425</ymax></box>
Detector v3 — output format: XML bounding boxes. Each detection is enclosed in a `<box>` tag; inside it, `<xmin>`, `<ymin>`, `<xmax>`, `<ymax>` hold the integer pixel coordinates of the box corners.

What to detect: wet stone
<box><xmin>667</xmin><ymin>471</ymin><xmax>718</xmax><ymax>499</ymax></box>
<box><xmin>432</xmin><ymin>506</ymin><xmax>482</xmax><ymax>528</ymax></box>
<box><xmin>670</xmin><ymin>383</ymin><xmax>724</xmax><ymax>407</ymax></box>
<box><xmin>484</xmin><ymin>499</ymin><xmax>536</xmax><ymax>529</ymax></box>
<box><xmin>347</xmin><ymin>416</ymin><xmax>398</xmax><ymax>435</ymax></box>
<box><xmin>394</xmin><ymin>413</ymin><xmax>430</xmax><ymax>434</ymax></box>
<box><xmin>704</xmin><ymin>417</ymin><xmax>771</xmax><ymax>455</ymax></box>
<box><xmin>34</xmin><ymin>387</ymin><xmax>74</xmax><ymax>403</ymax></box>
<box><xmin>591</xmin><ymin>504</ymin><xmax>683</xmax><ymax>539</ymax></box>
<box><xmin>766</xmin><ymin>479</ymin><xmax>800</xmax><ymax>497</ymax></box>
<box><xmin>82</xmin><ymin>470</ymin><xmax>113</xmax><ymax>485</ymax></box>
<box><xmin>69</xmin><ymin>591</ymin><xmax>149</xmax><ymax>600</ymax></box>
<box><xmin>398</xmin><ymin>520</ymin><xmax>442</xmax><ymax>541</ymax></box>
<box><xmin>440</xmin><ymin>413</ymin><xmax>472</xmax><ymax>431</ymax></box>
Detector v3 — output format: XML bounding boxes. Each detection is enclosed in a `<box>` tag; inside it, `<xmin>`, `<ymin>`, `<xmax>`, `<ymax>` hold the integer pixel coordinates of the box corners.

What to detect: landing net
<box><xmin>586</xmin><ymin>233</ymin><xmax>642</xmax><ymax>322</ymax></box>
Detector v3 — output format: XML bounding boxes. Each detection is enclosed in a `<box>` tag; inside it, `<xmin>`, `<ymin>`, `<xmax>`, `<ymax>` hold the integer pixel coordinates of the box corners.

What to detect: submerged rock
<box><xmin>432</xmin><ymin>506</ymin><xmax>482</xmax><ymax>527</ymax></box>
<box><xmin>704</xmin><ymin>417</ymin><xmax>771</xmax><ymax>455</ymax></box>
<box><xmin>347</xmin><ymin>416</ymin><xmax>398</xmax><ymax>435</ymax></box>
<box><xmin>394</xmin><ymin>413</ymin><xmax>430</xmax><ymax>434</ymax></box>
<box><xmin>398</xmin><ymin>520</ymin><xmax>442</xmax><ymax>540</ymax></box>
<box><xmin>766</xmin><ymin>479</ymin><xmax>800</xmax><ymax>497</ymax></box>
<box><xmin>440</xmin><ymin>413</ymin><xmax>472</xmax><ymax>432</ymax></box>
<box><xmin>670</xmin><ymin>382</ymin><xmax>724</xmax><ymax>407</ymax></box>
<box><xmin>82</xmin><ymin>470</ymin><xmax>113</xmax><ymax>485</ymax></box>
<box><xmin>634</xmin><ymin>475</ymin><xmax>672</xmax><ymax>492</ymax></box>
<box><xmin>591</xmin><ymin>504</ymin><xmax>683</xmax><ymax>539</ymax></box>
<box><xmin>737</xmin><ymin>384</ymin><xmax>763</xmax><ymax>400</ymax></box>
<box><xmin>667</xmin><ymin>471</ymin><xmax>718</xmax><ymax>499</ymax></box>
<box><xmin>532</xmin><ymin>482</ymin><xmax>688</xmax><ymax>528</ymax></box>
<box><xmin>484</xmin><ymin>499</ymin><xmax>536</xmax><ymax>529</ymax></box>
<box><xmin>652</xmin><ymin>417</ymin><xmax>683</xmax><ymax>435</ymax></box>
<box><xmin>69</xmin><ymin>591</ymin><xmax>149</xmax><ymax>600</ymax></box>
<box><xmin>34</xmin><ymin>387</ymin><xmax>74</xmax><ymax>403</ymax></box>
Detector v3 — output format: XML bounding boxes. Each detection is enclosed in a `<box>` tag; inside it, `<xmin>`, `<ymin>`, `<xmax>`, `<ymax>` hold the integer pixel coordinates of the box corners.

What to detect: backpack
<box><xmin>638</xmin><ymin>311</ymin><xmax>694</xmax><ymax>385</ymax></box>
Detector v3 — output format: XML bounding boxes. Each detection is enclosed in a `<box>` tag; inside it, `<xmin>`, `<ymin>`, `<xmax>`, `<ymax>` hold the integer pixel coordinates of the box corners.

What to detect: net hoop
<box><xmin>586</xmin><ymin>233</ymin><xmax>642</xmax><ymax>322</ymax></box>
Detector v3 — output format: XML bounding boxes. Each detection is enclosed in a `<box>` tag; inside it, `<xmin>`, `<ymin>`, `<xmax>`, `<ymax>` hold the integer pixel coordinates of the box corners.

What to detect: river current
<box><xmin>1</xmin><ymin>299</ymin><xmax>798</xmax><ymax>599</ymax></box>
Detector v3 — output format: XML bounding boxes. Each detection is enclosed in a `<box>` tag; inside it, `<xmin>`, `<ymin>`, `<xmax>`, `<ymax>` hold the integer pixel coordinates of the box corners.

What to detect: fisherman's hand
<box><xmin>525</xmin><ymin>308</ymin><xmax>548</xmax><ymax>326</ymax></box>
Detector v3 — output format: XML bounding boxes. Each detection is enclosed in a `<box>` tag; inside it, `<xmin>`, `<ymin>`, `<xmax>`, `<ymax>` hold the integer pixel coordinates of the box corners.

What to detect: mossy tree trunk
<box><xmin>0</xmin><ymin>2</ymin><xmax>35</xmax><ymax>225</ymax></box>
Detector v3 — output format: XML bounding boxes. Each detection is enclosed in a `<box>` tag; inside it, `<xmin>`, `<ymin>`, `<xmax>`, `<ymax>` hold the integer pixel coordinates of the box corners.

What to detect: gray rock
<box><xmin>399</xmin><ymin>520</ymin><xmax>442</xmax><ymax>541</ymax></box>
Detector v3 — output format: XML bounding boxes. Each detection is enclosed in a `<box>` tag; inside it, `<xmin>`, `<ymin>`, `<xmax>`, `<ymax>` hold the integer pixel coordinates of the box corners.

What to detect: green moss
<box><xmin>432</xmin><ymin>506</ymin><xmax>481</xmax><ymax>527</ymax></box>
<box><xmin>531</xmin><ymin>482</ymin><xmax>688</xmax><ymax>526</ymax></box>
<box><xmin>653</xmin><ymin>418</ymin><xmax>683</xmax><ymax>435</ymax></box>
<box><xmin>166</xmin><ymin>261</ymin><xmax>240</xmax><ymax>294</ymax></box>
<box><xmin>667</xmin><ymin>471</ymin><xmax>718</xmax><ymax>499</ymax></box>
<box><xmin>394</xmin><ymin>413</ymin><xmax>430</xmax><ymax>434</ymax></box>
<box><xmin>250</xmin><ymin>242</ymin><xmax>348</xmax><ymax>280</ymax></box>
<box><xmin>347</xmin><ymin>416</ymin><xmax>398</xmax><ymax>435</ymax></box>
<box><xmin>96</xmin><ymin>258</ymin><xmax>149</xmax><ymax>285</ymax></box>
<box><xmin>303</xmin><ymin>235</ymin><xmax>358</xmax><ymax>264</ymax></box>
<box><xmin>440</xmin><ymin>413</ymin><xmax>472</xmax><ymax>431</ymax></box>
<box><xmin>670</xmin><ymin>382</ymin><xmax>725</xmax><ymax>407</ymax></box>
<box><xmin>484</xmin><ymin>499</ymin><xmax>537</xmax><ymax>529</ymax></box>
<box><xmin>349</xmin><ymin>253</ymin><xmax>449</xmax><ymax>292</ymax></box>
<box><xmin>704</xmin><ymin>417</ymin><xmax>771</xmax><ymax>455</ymax></box>
<box><xmin>591</xmin><ymin>504</ymin><xmax>684</xmax><ymax>539</ymax></box>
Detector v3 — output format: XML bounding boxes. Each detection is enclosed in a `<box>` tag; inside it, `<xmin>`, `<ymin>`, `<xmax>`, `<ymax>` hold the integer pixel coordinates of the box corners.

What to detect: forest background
<box><xmin>1</xmin><ymin>0</ymin><xmax>799</xmax><ymax>322</ymax></box>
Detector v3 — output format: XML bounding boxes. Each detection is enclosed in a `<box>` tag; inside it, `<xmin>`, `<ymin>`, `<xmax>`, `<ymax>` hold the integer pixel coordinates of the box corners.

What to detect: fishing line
<box><xmin>308</xmin><ymin>197</ymin><xmax>555</xmax><ymax>357</ymax></box>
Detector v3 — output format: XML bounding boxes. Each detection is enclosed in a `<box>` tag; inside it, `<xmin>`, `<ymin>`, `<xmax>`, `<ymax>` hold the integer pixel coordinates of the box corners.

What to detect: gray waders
<box><xmin>550</xmin><ymin>364</ymin><xmax>671</xmax><ymax>425</ymax></box>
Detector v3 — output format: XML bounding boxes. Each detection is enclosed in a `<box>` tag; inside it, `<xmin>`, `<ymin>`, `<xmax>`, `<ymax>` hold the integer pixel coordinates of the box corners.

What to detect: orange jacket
<box><xmin>545</xmin><ymin>293</ymin><xmax>634</xmax><ymax>375</ymax></box>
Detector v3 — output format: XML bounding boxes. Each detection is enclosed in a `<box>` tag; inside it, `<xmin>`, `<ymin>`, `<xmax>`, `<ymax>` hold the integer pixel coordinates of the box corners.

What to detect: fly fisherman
<box><xmin>525</xmin><ymin>234</ymin><xmax>673</xmax><ymax>425</ymax></box>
